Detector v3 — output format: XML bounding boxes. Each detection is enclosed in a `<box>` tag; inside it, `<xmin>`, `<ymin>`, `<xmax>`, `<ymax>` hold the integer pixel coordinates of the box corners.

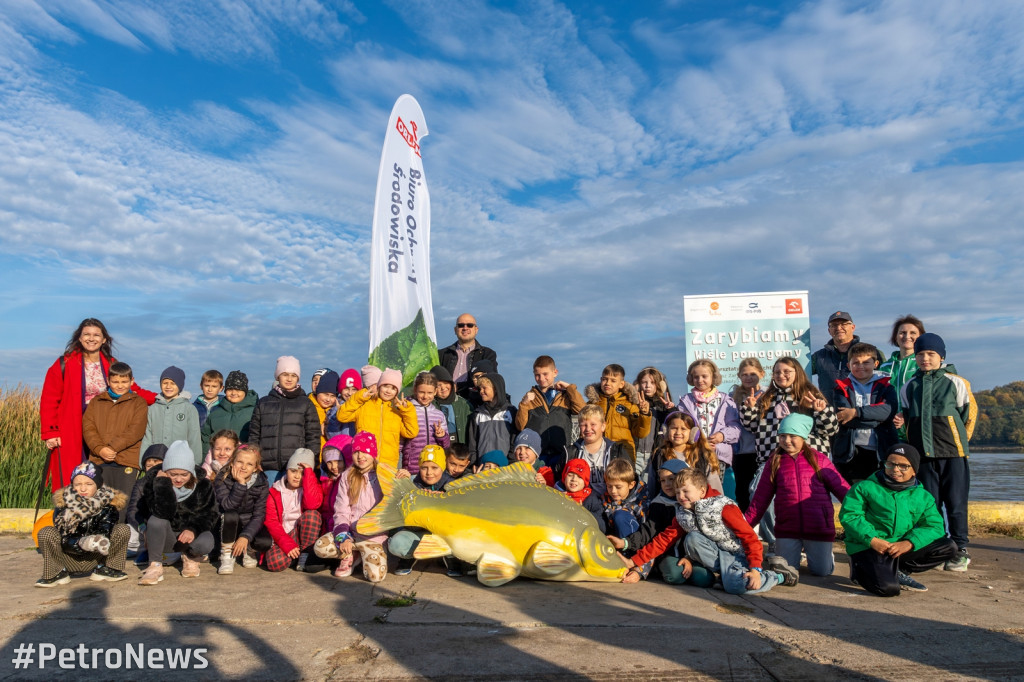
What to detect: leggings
<box><xmin>145</xmin><ymin>516</ymin><xmax>215</xmax><ymax>559</ymax></box>
<box><xmin>220</xmin><ymin>511</ymin><xmax>272</xmax><ymax>553</ymax></box>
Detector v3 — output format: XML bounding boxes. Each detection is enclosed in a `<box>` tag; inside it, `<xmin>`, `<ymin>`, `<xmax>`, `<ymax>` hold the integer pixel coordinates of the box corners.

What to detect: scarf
<box><xmin>54</xmin><ymin>486</ymin><xmax>115</xmax><ymax>535</ymax></box>
<box><xmin>693</xmin><ymin>388</ymin><xmax>719</xmax><ymax>404</ymax></box>
<box><xmin>274</xmin><ymin>384</ymin><xmax>305</xmax><ymax>399</ymax></box>
<box><xmin>174</xmin><ymin>482</ymin><xmax>196</xmax><ymax>502</ymax></box>
<box><xmin>107</xmin><ymin>388</ymin><xmax>124</xmax><ymax>401</ymax></box>
<box><xmin>875</xmin><ymin>470</ymin><xmax>917</xmax><ymax>492</ymax></box>
<box><xmin>772</xmin><ymin>384</ymin><xmax>793</xmax><ymax>420</ymax></box>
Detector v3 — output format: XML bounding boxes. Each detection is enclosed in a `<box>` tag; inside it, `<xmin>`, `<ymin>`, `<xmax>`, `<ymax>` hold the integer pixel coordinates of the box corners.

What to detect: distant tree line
<box><xmin>973</xmin><ymin>381</ymin><xmax>1024</xmax><ymax>448</ymax></box>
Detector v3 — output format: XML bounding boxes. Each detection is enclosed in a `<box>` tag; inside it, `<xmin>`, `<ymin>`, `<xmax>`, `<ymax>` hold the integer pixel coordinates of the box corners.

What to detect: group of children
<box><xmin>37</xmin><ymin>328</ymin><xmax>976</xmax><ymax>600</ymax></box>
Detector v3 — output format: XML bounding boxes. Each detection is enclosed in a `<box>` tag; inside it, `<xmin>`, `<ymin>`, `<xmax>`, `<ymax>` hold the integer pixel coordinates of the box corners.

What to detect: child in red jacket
<box><xmin>265</xmin><ymin>449</ymin><xmax>323</xmax><ymax>572</ymax></box>
<box><xmin>744</xmin><ymin>413</ymin><xmax>850</xmax><ymax>577</ymax></box>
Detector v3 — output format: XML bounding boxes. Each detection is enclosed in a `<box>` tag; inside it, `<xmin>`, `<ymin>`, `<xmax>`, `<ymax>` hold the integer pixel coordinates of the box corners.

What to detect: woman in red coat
<box><xmin>39</xmin><ymin>319</ymin><xmax>155</xmax><ymax>489</ymax></box>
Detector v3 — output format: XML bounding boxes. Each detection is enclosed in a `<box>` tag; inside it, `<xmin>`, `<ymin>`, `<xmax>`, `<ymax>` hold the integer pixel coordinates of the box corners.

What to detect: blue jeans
<box><xmin>263</xmin><ymin>470</ymin><xmax>284</xmax><ymax>485</ymax></box>
<box><xmin>749</xmin><ymin>463</ymin><xmax>775</xmax><ymax>544</ymax></box>
<box><xmin>775</xmin><ymin>538</ymin><xmax>834</xmax><ymax>576</ymax></box>
<box><xmin>388</xmin><ymin>530</ymin><xmax>425</xmax><ymax>558</ymax></box>
<box><xmin>658</xmin><ymin>554</ymin><xmax>715</xmax><ymax>587</ymax></box>
<box><xmin>683</xmin><ymin>531</ymin><xmax>779</xmax><ymax>595</ymax></box>
<box><xmin>609</xmin><ymin>510</ymin><xmax>640</xmax><ymax>539</ymax></box>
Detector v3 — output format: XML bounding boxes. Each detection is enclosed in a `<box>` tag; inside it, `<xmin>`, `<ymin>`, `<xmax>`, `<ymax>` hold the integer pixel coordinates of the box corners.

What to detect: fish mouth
<box><xmin>579</xmin><ymin>527</ymin><xmax>629</xmax><ymax>580</ymax></box>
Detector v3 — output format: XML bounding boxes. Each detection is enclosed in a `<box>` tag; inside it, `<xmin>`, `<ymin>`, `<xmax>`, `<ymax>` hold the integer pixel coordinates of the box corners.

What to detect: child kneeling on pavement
<box><xmin>839</xmin><ymin>443</ymin><xmax>957</xmax><ymax>596</ymax></box>
<box><xmin>623</xmin><ymin>468</ymin><xmax>799</xmax><ymax>594</ymax></box>
<box><xmin>36</xmin><ymin>462</ymin><xmax>131</xmax><ymax>587</ymax></box>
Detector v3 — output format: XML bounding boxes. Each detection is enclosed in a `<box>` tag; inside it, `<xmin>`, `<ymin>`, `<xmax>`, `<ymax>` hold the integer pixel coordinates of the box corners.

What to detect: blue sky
<box><xmin>1</xmin><ymin>0</ymin><xmax>1022</xmax><ymax>402</ymax></box>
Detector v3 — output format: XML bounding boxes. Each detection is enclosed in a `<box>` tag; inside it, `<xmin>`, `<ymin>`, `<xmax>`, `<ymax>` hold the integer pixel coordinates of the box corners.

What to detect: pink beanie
<box><xmin>361</xmin><ymin>364</ymin><xmax>382</xmax><ymax>388</ymax></box>
<box><xmin>275</xmin><ymin>355</ymin><xmax>301</xmax><ymax>379</ymax></box>
<box><xmin>323</xmin><ymin>434</ymin><xmax>354</xmax><ymax>467</ymax></box>
<box><xmin>378</xmin><ymin>368</ymin><xmax>403</xmax><ymax>391</ymax></box>
<box><xmin>352</xmin><ymin>431</ymin><xmax>378</xmax><ymax>460</ymax></box>
<box><xmin>339</xmin><ymin>368</ymin><xmax>362</xmax><ymax>393</ymax></box>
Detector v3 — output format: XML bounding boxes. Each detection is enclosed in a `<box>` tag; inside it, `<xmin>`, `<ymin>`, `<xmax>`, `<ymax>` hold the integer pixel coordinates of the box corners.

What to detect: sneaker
<box><xmin>394</xmin><ymin>558</ymin><xmax>416</xmax><ymax>576</ymax></box>
<box><xmin>241</xmin><ymin>548</ymin><xmax>259</xmax><ymax>569</ymax></box>
<box><xmin>138</xmin><ymin>562</ymin><xmax>164</xmax><ymax>586</ymax></box>
<box><xmin>769</xmin><ymin>556</ymin><xmax>799</xmax><ymax>587</ymax></box>
<box><xmin>334</xmin><ymin>554</ymin><xmax>355</xmax><ymax>578</ymax></box>
<box><xmin>944</xmin><ymin>549</ymin><xmax>971</xmax><ymax>572</ymax></box>
<box><xmin>442</xmin><ymin>556</ymin><xmax>463</xmax><ymax>578</ymax></box>
<box><xmin>35</xmin><ymin>569</ymin><xmax>71</xmax><ymax>588</ymax></box>
<box><xmin>898</xmin><ymin>571</ymin><xmax>927</xmax><ymax>592</ymax></box>
<box><xmin>217</xmin><ymin>548</ymin><xmax>235</xmax><ymax>575</ymax></box>
<box><xmin>181</xmin><ymin>554</ymin><xmax>201</xmax><ymax>578</ymax></box>
<box><xmin>90</xmin><ymin>565</ymin><xmax>128</xmax><ymax>582</ymax></box>
<box><xmin>295</xmin><ymin>552</ymin><xmax>309</xmax><ymax>572</ymax></box>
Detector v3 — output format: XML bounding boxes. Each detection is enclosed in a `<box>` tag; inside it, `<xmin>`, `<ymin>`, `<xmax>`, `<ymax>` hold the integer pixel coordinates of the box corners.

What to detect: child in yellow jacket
<box><xmin>335</xmin><ymin>368</ymin><xmax>417</xmax><ymax>471</ymax></box>
<box><xmin>585</xmin><ymin>364</ymin><xmax>651</xmax><ymax>462</ymax></box>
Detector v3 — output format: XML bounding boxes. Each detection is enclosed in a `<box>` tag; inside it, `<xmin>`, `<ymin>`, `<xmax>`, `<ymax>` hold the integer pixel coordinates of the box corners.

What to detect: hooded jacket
<box><xmin>833</xmin><ymin>375</ymin><xmax>898</xmax><ymax>464</ymax></box>
<box><xmin>82</xmin><ymin>390</ymin><xmax>148</xmax><ymax>469</ymax></box>
<box><xmin>811</xmin><ymin>335</ymin><xmax>863</xmax><ymax>407</ymax></box>
<box><xmin>900</xmin><ymin>367</ymin><xmax>976</xmax><ymax>459</ymax></box>
<box><xmin>584</xmin><ymin>383</ymin><xmax>651</xmax><ymax>460</ymax></box>
<box><xmin>745</xmin><ymin>449</ymin><xmax>850</xmax><ymax>542</ymax></box>
<box><xmin>200</xmin><ymin>389</ymin><xmax>258</xmax><ymax>453</ymax></box>
<box><xmin>140</xmin><ymin>392</ymin><xmax>202</xmax><ymax>466</ymax></box>
<box><xmin>248</xmin><ymin>386</ymin><xmax>323</xmax><ymax>472</ymax></box>
<box><xmin>839</xmin><ymin>471</ymin><xmax>948</xmax><ymax>555</ymax></box>
<box><xmin>676</xmin><ymin>391</ymin><xmax>742</xmax><ymax>466</ymax></box>
<box><xmin>265</xmin><ymin>467</ymin><xmax>323</xmax><ymax>554</ymax></box>
<box><xmin>50</xmin><ymin>486</ymin><xmax>128</xmax><ymax>558</ymax></box>
<box><xmin>212</xmin><ymin>470</ymin><xmax>269</xmax><ymax>542</ymax></box>
<box><xmin>466</xmin><ymin>373</ymin><xmax>517</xmax><ymax>459</ymax></box>
<box><xmin>514</xmin><ymin>384</ymin><xmax>586</xmax><ymax>462</ymax></box>
<box><xmin>141</xmin><ymin>466</ymin><xmax>219</xmax><ymax>535</ymax></box>
<box><xmin>335</xmin><ymin>389</ymin><xmax>418</xmax><ymax>471</ymax></box>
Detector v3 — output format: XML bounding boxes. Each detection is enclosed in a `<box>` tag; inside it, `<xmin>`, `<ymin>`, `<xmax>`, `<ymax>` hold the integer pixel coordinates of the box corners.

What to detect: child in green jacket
<box><xmin>840</xmin><ymin>443</ymin><xmax>957</xmax><ymax>596</ymax></box>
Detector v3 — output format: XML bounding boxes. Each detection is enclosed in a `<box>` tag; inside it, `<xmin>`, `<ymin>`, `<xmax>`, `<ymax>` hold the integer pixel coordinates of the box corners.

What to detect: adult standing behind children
<box><xmin>40</xmin><ymin>318</ymin><xmax>156</xmax><ymax>490</ymax></box>
<box><xmin>811</xmin><ymin>311</ymin><xmax>863</xmax><ymax>407</ymax></box>
<box><xmin>248</xmin><ymin>356</ymin><xmax>322</xmax><ymax>483</ymax></box>
<box><xmin>438</xmin><ymin>313</ymin><xmax>498</xmax><ymax>399</ymax></box>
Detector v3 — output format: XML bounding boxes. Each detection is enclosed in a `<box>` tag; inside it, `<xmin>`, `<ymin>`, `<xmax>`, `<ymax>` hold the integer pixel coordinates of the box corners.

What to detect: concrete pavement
<box><xmin>1</xmin><ymin>533</ymin><xmax>1022</xmax><ymax>680</ymax></box>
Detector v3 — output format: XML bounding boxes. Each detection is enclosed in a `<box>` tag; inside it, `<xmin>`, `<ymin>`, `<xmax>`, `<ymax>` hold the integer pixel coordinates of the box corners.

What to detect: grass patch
<box><xmin>0</xmin><ymin>385</ymin><xmax>50</xmax><ymax>509</ymax></box>
<box><xmin>977</xmin><ymin>523</ymin><xmax>1024</xmax><ymax>541</ymax></box>
<box><xmin>375</xmin><ymin>592</ymin><xmax>417</xmax><ymax>608</ymax></box>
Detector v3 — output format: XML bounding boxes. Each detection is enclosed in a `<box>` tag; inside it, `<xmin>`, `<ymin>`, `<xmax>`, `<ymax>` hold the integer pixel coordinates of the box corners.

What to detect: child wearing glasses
<box><xmin>840</xmin><ymin>443</ymin><xmax>958</xmax><ymax>595</ymax></box>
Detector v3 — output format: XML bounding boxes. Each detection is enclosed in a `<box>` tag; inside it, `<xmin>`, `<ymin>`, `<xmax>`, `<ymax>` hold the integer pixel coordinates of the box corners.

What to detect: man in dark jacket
<box><xmin>438</xmin><ymin>313</ymin><xmax>498</xmax><ymax>399</ymax></box>
<box><xmin>812</xmin><ymin>310</ymin><xmax>861</xmax><ymax>407</ymax></box>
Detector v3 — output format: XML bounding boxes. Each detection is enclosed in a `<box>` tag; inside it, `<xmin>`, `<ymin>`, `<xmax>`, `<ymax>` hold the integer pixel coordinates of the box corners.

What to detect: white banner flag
<box><xmin>368</xmin><ymin>94</ymin><xmax>439</xmax><ymax>389</ymax></box>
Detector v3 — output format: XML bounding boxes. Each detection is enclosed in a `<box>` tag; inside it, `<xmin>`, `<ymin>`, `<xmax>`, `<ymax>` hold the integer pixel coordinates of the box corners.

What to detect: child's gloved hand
<box><xmin>80</xmin><ymin>534</ymin><xmax>110</xmax><ymax>555</ymax></box>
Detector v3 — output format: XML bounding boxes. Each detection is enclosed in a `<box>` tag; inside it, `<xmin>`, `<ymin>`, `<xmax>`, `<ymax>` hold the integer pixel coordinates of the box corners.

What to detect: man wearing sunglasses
<box><xmin>439</xmin><ymin>313</ymin><xmax>498</xmax><ymax>399</ymax></box>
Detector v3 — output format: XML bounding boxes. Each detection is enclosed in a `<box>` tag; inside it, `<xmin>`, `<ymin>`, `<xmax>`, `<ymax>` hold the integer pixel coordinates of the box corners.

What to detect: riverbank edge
<box><xmin>2</xmin><ymin>502</ymin><xmax>1022</xmax><ymax>535</ymax></box>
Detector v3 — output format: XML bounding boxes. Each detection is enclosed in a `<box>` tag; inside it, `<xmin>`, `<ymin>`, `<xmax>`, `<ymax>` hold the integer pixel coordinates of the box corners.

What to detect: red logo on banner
<box><xmin>785</xmin><ymin>299</ymin><xmax>803</xmax><ymax>314</ymax></box>
<box><xmin>396</xmin><ymin>117</ymin><xmax>421</xmax><ymax>158</ymax></box>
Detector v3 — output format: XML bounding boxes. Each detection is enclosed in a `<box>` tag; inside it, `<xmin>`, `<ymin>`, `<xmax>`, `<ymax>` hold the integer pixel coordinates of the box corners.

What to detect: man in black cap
<box><xmin>811</xmin><ymin>310</ymin><xmax>861</xmax><ymax>407</ymax></box>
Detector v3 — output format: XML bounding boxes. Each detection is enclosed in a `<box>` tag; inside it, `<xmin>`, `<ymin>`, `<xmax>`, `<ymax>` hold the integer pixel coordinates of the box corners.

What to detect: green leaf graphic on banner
<box><xmin>368</xmin><ymin>309</ymin><xmax>440</xmax><ymax>390</ymax></box>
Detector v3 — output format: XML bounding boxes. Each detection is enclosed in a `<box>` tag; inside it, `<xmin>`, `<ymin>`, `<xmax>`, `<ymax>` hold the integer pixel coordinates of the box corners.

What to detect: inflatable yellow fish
<box><xmin>357</xmin><ymin>462</ymin><xmax>628</xmax><ymax>587</ymax></box>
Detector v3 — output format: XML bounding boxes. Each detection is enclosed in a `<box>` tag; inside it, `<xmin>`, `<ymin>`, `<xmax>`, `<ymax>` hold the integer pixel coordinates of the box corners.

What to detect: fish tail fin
<box><xmin>357</xmin><ymin>462</ymin><xmax>414</xmax><ymax>535</ymax></box>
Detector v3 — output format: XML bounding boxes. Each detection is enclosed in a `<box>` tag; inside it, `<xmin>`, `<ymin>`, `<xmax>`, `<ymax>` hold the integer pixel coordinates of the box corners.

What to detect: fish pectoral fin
<box><xmin>526</xmin><ymin>541</ymin><xmax>577</xmax><ymax>575</ymax></box>
<box><xmin>412</xmin><ymin>534</ymin><xmax>452</xmax><ymax>559</ymax></box>
<box><xmin>475</xmin><ymin>553</ymin><xmax>520</xmax><ymax>587</ymax></box>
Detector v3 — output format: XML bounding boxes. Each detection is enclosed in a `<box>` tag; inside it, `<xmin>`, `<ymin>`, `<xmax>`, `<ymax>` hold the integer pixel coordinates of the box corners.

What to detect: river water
<box><xmin>969</xmin><ymin>452</ymin><xmax>1024</xmax><ymax>501</ymax></box>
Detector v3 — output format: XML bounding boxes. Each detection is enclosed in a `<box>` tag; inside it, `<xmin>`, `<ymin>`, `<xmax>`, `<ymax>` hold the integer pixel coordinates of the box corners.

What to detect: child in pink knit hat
<box><xmin>336</xmin><ymin>368</ymin><xmax>418</xmax><ymax>471</ymax></box>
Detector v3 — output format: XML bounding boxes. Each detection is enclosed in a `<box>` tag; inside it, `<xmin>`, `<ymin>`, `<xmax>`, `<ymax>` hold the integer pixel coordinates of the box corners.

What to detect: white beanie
<box><xmin>286</xmin><ymin>448</ymin><xmax>316</xmax><ymax>471</ymax></box>
<box><xmin>275</xmin><ymin>356</ymin><xmax>301</xmax><ymax>379</ymax></box>
<box><xmin>163</xmin><ymin>440</ymin><xmax>196</xmax><ymax>472</ymax></box>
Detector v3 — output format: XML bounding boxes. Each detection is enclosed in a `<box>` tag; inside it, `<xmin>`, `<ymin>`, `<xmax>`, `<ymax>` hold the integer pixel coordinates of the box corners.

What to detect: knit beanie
<box><xmin>339</xmin><ymin>369</ymin><xmax>362</xmax><ymax>393</ymax></box>
<box><xmin>286</xmin><ymin>448</ymin><xmax>316</xmax><ymax>471</ymax></box>
<box><xmin>562</xmin><ymin>458</ymin><xmax>591</xmax><ymax>486</ymax></box>
<box><xmin>470</xmin><ymin>359</ymin><xmax>497</xmax><ymax>376</ymax></box>
<box><xmin>361</xmin><ymin>365</ymin><xmax>383</xmax><ymax>388</ymax></box>
<box><xmin>324</xmin><ymin>434</ymin><xmax>354</xmax><ymax>467</ymax></box>
<box><xmin>513</xmin><ymin>429</ymin><xmax>542</xmax><ymax>458</ymax></box>
<box><xmin>160</xmin><ymin>366</ymin><xmax>186</xmax><ymax>393</ymax></box>
<box><xmin>419</xmin><ymin>445</ymin><xmax>446</xmax><ymax>470</ymax></box>
<box><xmin>140</xmin><ymin>443</ymin><xmax>168</xmax><ymax>466</ymax></box>
<box><xmin>887</xmin><ymin>443</ymin><xmax>922</xmax><ymax>474</ymax></box>
<box><xmin>480</xmin><ymin>450</ymin><xmax>507</xmax><ymax>468</ymax></box>
<box><xmin>313</xmin><ymin>368</ymin><xmax>332</xmax><ymax>379</ymax></box>
<box><xmin>913</xmin><ymin>332</ymin><xmax>946</xmax><ymax>359</ymax></box>
<box><xmin>315</xmin><ymin>370</ymin><xmax>340</xmax><ymax>395</ymax></box>
<box><xmin>659</xmin><ymin>458</ymin><xmax>688</xmax><ymax>475</ymax></box>
<box><xmin>378</xmin><ymin>368</ymin><xmax>403</xmax><ymax>391</ymax></box>
<box><xmin>163</xmin><ymin>440</ymin><xmax>195</xmax><ymax>473</ymax></box>
<box><xmin>429</xmin><ymin>365</ymin><xmax>454</xmax><ymax>385</ymax></box>
<box><xmin>778</xmin><ymin>413</ymin><xmax>814</xmax><ymax>439</ymax></box>
<box><xmin>275</xmin><ymin>355</ymin><xmax>301</xmax><ymax>379</ymax></box>
<box><xmin>352</xmin><ymin>431</ymin><xmax>378</xmax><ymax>460</ymax></box>
<box><xmin>71</xmin><ymin>462</ymin><xmax>104</xmax><ymax>489</ymax></box>
<box><xmin>224</xmin><ymin>370</ymin><xmax>249</xmax><ymax>392</ymax></box>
